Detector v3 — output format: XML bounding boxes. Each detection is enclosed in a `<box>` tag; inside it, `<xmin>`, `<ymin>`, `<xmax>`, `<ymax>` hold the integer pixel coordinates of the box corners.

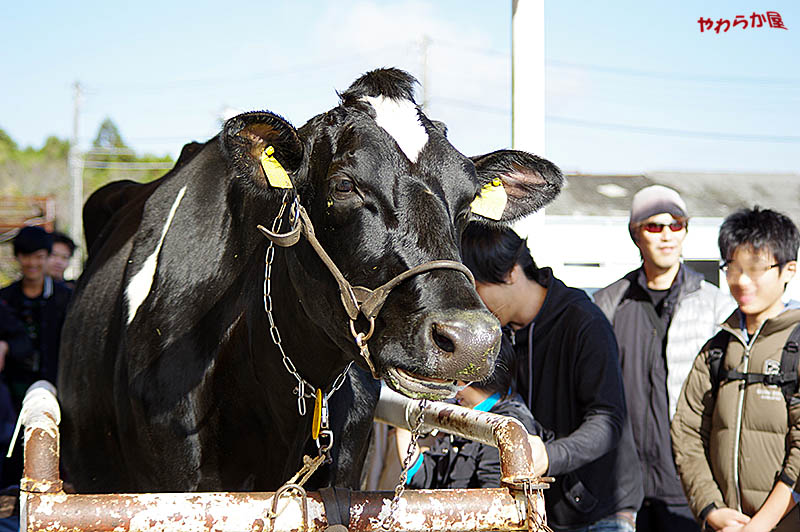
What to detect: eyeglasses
<box><xmin>719</xmin><ymin>261</ymin><xmax>781</xmax><ymax>280</ymax></box>
<box><xmin>641</xmin><ymin>221</ymin><xmax>686</xmax><ymax>233</ymax></box>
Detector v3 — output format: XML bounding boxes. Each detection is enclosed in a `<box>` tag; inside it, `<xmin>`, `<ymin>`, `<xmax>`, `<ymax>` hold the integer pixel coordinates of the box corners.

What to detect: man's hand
<box><xmin>706</xmin><ymin>507</ymin><xmax>750</xmax><ymax>531</ymax></box>
<box><xmin>528</xmin><ymin>434</ymin><xmax>549</xmax><ymax>477</ymax></box>
<box><xmin>735</xmin><ymin>481</ymin><xmax>796</xmax><ymax>532</ymax></box>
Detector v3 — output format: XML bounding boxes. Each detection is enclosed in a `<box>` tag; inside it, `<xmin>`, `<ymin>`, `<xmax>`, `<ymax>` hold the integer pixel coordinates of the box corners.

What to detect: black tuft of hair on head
<box><xmin>51</xmin><ymin>231</ymin><xmax>76</xmax><ymax>254</ymax></box>
<box><xmin>719</xmin><ymin>206</ymin><xmax>800</xmax><ymax>266</ymax></box>
<box><xmin>13</xmin><ymin>225</ymin><xmax>53</xmax><ymax>255</ymax></box>
<box><xmin>339</xmin><ymin>68</ymin><xmax>419</xmax><ymax>107</ymax></box>
<box><xmin>461</xmin><ymin>223</ymin><xmax>539</xmax><ymax>284</ymax></box>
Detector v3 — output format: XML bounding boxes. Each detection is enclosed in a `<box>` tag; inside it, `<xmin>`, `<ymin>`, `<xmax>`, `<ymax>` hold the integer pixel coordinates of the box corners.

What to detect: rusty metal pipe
<box><xmin>23</xmin><ymin>488</ymin><xmax>546</xmax><ymax>532</ymax></box>
<box><xmin>19</xmin><ymin>380</ymin><xmax>62</xmax><ymax>494</ymax></box>
<box><xmin>374</xmin><ymin>385</ymin><xmax>540</xmax><ymax>487</ymax></box>
<box><xmin>20</xmin><ymin>382</ymin><xmax>549</xmax><ymax>532</ymax></box>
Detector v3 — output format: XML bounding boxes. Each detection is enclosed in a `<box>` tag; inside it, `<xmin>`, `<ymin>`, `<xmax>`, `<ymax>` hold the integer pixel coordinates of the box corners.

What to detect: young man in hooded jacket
<box><xmin>461</xmin><ymin>223</ymin><xmax>643</xmax><ymax>532</ymax></box>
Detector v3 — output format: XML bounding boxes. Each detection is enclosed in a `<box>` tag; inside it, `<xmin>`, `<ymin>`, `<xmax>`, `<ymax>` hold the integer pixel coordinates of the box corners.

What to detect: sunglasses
<box><xmin>641</xmin><ymin>221</ymin><xmax>686</xmax><ymax>233</ymax></box>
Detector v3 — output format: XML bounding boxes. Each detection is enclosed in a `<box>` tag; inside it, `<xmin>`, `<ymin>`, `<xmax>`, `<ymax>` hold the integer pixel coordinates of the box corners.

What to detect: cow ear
<box><xmin>222</xmin><ymin>111</ymin><xmax>305</xmax><ymax>189</ymax></box>
<box><xmin>469</xmin><ymin>149</ymin><xmax>563</xmax><ymax>224</ymax></box>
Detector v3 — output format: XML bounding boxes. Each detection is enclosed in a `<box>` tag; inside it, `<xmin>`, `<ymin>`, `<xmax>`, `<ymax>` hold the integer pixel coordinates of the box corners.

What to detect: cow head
<box><xmin>221</xmin><ymin>68</ymin><xmax>562</xmax><ymax>399</ymax></box>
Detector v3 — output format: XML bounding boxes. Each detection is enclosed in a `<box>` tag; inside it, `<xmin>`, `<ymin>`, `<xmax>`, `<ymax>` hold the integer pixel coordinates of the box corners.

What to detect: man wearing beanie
<box><xmin>594</xmin><ymin>185</ymin><xmax>734</xmax><ymax>532</ymax></box>
<box><xmin>0</xmin><ymin>225</ymin><xmax>72</xmax><ymax>489</ymax></box>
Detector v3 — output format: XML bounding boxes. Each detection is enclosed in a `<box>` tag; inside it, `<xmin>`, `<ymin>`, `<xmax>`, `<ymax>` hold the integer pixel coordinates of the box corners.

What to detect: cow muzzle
<box><xmin>385</xmin><ymin>310</ymin><xmax>501</xmax><ymax>399</ymax></box>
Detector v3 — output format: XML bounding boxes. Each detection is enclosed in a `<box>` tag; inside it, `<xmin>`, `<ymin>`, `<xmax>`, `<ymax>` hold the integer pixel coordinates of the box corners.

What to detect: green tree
<box><xmin>0</xmin><ymin>128</ymin><xmax>19</xmax><ymax>163</ymax></box>
<box><xmin>92</xmin><ymin>118</ymin><xmax>126</xmax><ymax>149</ymax></box>
<box><xmin>84</xmin><ymin>118</ymin><xmax>173</xmax><ymax>192</ymax></box>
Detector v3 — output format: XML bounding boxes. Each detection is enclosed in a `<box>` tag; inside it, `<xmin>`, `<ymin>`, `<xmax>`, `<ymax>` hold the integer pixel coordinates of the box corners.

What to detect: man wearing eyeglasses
<box><xmin>594</xmin><ymin>185</ymin><xmax>735</xmax><ymax>532</ymax></box>
<box><xmin>672</xmin><ymin>207</ymin><xmax>800</xmax><ymax>532</ymax></box>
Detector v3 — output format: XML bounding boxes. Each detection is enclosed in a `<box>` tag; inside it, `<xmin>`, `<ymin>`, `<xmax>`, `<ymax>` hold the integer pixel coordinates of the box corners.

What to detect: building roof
<box><xmin>547</xmin><ymin>172</ymin><xmax>800</xmax><ymax>222</ymax></box>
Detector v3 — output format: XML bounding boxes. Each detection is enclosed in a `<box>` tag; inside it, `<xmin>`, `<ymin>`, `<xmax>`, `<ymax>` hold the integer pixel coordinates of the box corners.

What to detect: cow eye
<box><xmin>335</xmin><ymin>179</ymin><xmax>355</xmax><ymax>194</ymax></box>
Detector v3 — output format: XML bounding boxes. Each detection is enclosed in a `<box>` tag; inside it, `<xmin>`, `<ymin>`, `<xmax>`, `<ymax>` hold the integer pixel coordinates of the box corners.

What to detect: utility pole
<box><xmin>512</xmin><ymin>0</ymin><xmax>545</xmax><ymax>153</ymax></box>
<box><xmin>420</xmin><ymin>35</ymin><xmax>431</xmax><ymax>112</ymax></box>
<box><xmin>68</xmin><ymin>81</ymin><xmax>84</xmax><ymax>274</ymax></box>
<box><xmin>511</xmin><ymin>0</ymin><xmax>546</xmax><ymax>254</ymax></box>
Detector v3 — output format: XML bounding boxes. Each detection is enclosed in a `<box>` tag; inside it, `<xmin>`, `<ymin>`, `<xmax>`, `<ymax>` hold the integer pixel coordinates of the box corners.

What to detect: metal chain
<box><xmin>264</xmin><ymin>192</ymin><xmax>315</xmax><ymax>415</ymax></box>
<box><xmin>380</xmin><ymin>399</ymin><xmax>428</xmax><ymax>531</ymax></box>
<box><xmin>524</xmin><ymin>480</ymin><xmax>553</xmax><ymax>532</ymax></box>
<box><xmin>262</xmin><ymin>191</ymin><xmax>351</xmax><ymax>416</ymax></box>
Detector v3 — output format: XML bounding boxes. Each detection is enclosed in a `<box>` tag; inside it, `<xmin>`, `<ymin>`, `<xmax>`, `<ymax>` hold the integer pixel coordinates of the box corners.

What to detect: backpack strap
<box><xmin>779</xmin><ymin>324</ymin><xmax>800</xmax><ymax>405</ymax></box>
<box><xmin>714</xmin><ymin>323</ymin><xmax>800</xmax><ymax>405</ymax></box>
<box><xmin>706</xmin><ymin>330</ymin><xmax>731</xmax><ymax>399</ymax></box>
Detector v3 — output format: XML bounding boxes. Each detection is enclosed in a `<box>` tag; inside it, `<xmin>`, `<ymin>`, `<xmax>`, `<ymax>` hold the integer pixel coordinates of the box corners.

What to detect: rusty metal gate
<box><xmin>20</xmin><ymin>382</ymin><xmax>550</xmax><ymax>531</ymax></box>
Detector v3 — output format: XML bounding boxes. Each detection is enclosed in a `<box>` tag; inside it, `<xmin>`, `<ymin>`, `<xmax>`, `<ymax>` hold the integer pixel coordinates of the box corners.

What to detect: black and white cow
<box><xmin>59</xmin><ymin>68</ymin><xmax>563</xmax><ymax>493</ymax></box>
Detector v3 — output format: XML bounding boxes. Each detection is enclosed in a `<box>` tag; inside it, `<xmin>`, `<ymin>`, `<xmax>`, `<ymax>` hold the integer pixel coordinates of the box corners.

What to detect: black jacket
<box><xmin>0</xmin><ymin>300</ymin><xmax>33</xmax><ymax>441</ymax></box>
<box><xmin>514</xmin><ymin>268</ymin><xmax>643</xmax><ymax>529</ymax></box>
<box><xmin>594</xmin><ymin>266</ymin><xmax>717</xmax><ymax>505</ymax></box>
<box><xmin>406</xmin><ymin>393</ymin><xmax>547</xmax><ymax>489</ymax></box>
<box><xmin>0</xmin><ymin>277</ymin><xmax>71</xmax><ymax>409</ymax></box>
<box><xmin>0</xmin><ymin>300</ymin><xmax>34</xmax><ymax>365</ymax></box>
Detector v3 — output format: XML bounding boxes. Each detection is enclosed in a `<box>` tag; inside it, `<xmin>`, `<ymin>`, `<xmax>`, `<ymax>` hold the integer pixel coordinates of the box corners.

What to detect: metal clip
<box><xmin>320</xmin><ymin>393</ymin><xmax>329</xmax><ymax>431</ymax></box>
<box><xmin>316</xmin><ymin>429</ymin><xmax>334</xmax><ymax>460</ymax></box>
<box><xmin>268</xmin><ymin>483</ymin><xmax>309</xmax><ymax>532</ymax></box>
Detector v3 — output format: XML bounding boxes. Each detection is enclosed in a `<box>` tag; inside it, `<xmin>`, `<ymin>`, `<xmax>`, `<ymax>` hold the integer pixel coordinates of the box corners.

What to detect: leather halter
<box><xmin>258</xmin><ymin>203</ymin><xmax>475</xmax><ymax>326</ymax></box>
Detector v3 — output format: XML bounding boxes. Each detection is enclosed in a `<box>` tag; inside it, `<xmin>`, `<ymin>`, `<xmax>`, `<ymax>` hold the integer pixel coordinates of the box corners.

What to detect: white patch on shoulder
<box><xmin>361</xmin><ymin>95</ymin><xmax>428</xmax><ymax>163</ymax></box>
<box><xmin>126</xmin><ymin>185</ymin><xmax>187</xmax><ymax>324</ymax></box>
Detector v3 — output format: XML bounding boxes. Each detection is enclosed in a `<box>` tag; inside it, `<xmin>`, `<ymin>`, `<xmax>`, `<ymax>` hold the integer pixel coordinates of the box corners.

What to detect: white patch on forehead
<box><xmin>126</xmin><ymin>185</ymin><xmax>187</xmax><ymax>325</ymax></box>
<box><xmin>361</xmin><ymin>95</ymin><xmax>428</xmax><ymax>163</ymax></box>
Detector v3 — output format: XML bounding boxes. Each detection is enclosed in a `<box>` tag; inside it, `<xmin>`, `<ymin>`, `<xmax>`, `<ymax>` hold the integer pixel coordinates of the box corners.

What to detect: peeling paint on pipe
<box><xmin>23</xmin><ymin>489</ymin><xmax>547</xmax><ymax>532</ymax></box>
<box><xmin>374</xmin><ymin>386</ymin><xmax>545</xmax><ymax>487</ymax></box>
<box><xmin>20</xmin><ymin>382</ymin><xmax>549</xmax><ymax>532</ymax></box>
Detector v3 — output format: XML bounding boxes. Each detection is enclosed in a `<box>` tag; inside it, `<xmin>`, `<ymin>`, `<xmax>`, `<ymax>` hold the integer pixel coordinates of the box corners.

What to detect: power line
<box><xmin>547</xmin><ymin>59</ymin><xmax>800</xmax><ymax>86</ymax></box>
<box><xmin>431</xmin><ymin>97</ymin><xmax>508</xmax><ymax>115</ymax></box>
<box><xmin>431</xmin><ymin>98</ymin><xmax>800</xmax><ymax>143</ymax></box>
<box><xmin>548</xmin><ymin>115</ymin><xmax>800</xmax><ymax>143</ymax></box>
<box><xmin>430</xmin><ymin>38</ymin><xmax>509</xmax><ymax>57</ymax></box>
<box><xmin>82</xmin><ymin>162</ymin><xmax>175</xmax><ymax>170</ymax></box>
<box><xmin>83</xmin><ymin>46</ymin><xmax>402</xmax><ymax>95</ymax></box>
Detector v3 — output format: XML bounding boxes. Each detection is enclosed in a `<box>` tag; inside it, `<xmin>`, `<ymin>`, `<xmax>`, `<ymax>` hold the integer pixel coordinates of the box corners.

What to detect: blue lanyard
<box><xmin>473</xmin><ymin>392</ymin><xmax>501</xmax><ymax>412</ymax></box>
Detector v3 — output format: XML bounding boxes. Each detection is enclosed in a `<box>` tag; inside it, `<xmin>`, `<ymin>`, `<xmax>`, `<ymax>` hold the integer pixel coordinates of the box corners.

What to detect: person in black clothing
<box><xmin>460</xmin><ymin>223</ymin><xmax>643</xmax><ymax>532</ymax></box>
<box><xmin>47</xmin><ymin>232</ymin><xmax>76</xmax><ymax>289</ymax></box>
<box><xmin>0</xmin><ymin>226</ymin><xmax>71</xmax><ymax>489</ymax></box>
<box><xmin>0</xmin><ymin>300</ymin><xmax>34</xmax><ymax>377</ymax></box>
<box><xmin>398</xmin><ymin>335</ymin><xmax>550</xmax><ymax>489</ymax></box>
<box><xmin>0</xmin><ymin>301</ymin><xmax>33</xmax><ymax>479</ymax></box>
<box><xmin>593</xmin><ymin>186</ymin><xmax>733</xmax><ymax>532</ymax></box>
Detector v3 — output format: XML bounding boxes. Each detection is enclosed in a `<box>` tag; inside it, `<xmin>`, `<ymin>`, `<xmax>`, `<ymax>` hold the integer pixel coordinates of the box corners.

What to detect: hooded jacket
<box><xmin>671</xmin><ymin>307</ymin><xmax>800</xmax><ymax>523</ymax></box>
<box><xmin>593</xmin><ymin>265</ymin><xmax>734</xmax><ymax>503</ymax></box>
<box><xmin>514</xmin><ymin>268</ymin><xmax>643</xmax><ymax>529</ymax></box>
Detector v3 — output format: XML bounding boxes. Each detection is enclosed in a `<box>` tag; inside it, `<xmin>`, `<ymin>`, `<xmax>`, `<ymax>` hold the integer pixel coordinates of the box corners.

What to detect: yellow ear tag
<box><xmin>470</xmin><ymin>178</ymin><xmax>507</xmax><ymax>221</ymax></box>
<box><xmin>260</xmin><ymin>145</ymin><xmax>293</xmax><ymax>189</ymax></box>
<box><xmin>312</xmin><ymin>389</ymin><xmax>323</xmax><ymax>440</ymax></box>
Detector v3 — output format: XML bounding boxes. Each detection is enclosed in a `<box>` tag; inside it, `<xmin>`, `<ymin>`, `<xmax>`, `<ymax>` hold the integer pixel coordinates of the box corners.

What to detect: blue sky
<box><xmin>2</xmin><ymin>1</ymin><xmax>798</xmax><ymax>174</ymax></box>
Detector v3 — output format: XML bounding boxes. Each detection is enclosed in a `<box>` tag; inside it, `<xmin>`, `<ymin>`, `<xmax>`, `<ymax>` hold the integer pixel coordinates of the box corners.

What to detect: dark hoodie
<box><xmin>514</xmin><ymin>268</ymin><xmax>643</xmax><ymax>529</ymax></box>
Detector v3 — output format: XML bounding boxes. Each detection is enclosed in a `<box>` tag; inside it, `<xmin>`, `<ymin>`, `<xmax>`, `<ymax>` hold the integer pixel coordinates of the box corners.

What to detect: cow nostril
<box><xmin>431</xmin><ymin>324</ymin><xmax>456</xmax><ymax>354</ymax></box>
